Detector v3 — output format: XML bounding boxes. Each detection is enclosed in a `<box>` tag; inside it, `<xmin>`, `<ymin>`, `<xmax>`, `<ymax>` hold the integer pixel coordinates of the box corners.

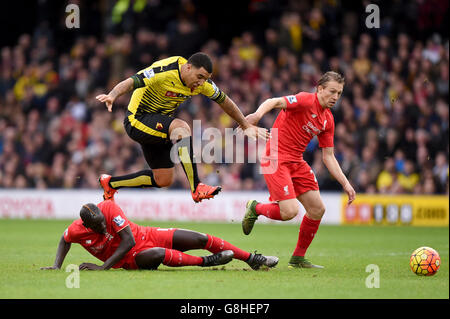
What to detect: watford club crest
<box><xmin>156</xmin><ymin>122</ymin><xmax>163</xmax><ymax>130</ymax></box>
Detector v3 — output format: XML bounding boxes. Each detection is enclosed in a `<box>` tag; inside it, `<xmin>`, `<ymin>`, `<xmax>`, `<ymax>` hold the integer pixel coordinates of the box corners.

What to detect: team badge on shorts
<box><xmin>156</xmin><ymin>122</ymin><xmax>163</xmax><ymax>130</ymax></box>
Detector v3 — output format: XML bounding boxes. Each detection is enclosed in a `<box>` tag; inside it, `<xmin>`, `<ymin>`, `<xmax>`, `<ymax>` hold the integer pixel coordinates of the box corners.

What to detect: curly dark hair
<box><xmin>187</xmin><ymin>52</ymin><xmax>213</xmax><ymax>73</ymax></box>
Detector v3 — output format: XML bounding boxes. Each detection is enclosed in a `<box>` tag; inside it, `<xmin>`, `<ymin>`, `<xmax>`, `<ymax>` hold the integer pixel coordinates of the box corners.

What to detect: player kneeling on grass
<box><xmin>242</xmin><ymin>71</ymin><xmax>356</xmax><ymax>269</ymax></box>
<box><xmin>41</xmin><ymin>199</ymin><xmax>278</xmax><ymax>271</ymax></box>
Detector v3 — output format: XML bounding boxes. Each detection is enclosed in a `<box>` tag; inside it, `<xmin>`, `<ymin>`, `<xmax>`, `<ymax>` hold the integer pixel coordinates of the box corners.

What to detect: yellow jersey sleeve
<box><xmin>131</xmin><ymin>66</ymin><xmax>160</xmax><ymax>89</ymax></box>
<box><xmin>201</xmin><ymin>79</ymin><xmax>226</xmax><ymax>104</ymax></box>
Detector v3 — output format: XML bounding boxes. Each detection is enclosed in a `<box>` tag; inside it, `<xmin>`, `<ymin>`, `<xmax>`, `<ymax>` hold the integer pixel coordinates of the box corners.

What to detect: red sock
<box><xmin>293</xmin><ymin>214</ymin><xmax>321</xmax><ymax>256</ymax></box>
<box><xmin>204</xmin><ymin>234</ymin><xmax>251</xmax><ymax>261</ymax></box>
<box><xmin>162</xmin><ymin>248</ymin><xmax>203</xmax><ymax>267</ymax></box>
<box><xmin>255</xmin><ymin>203</ymin><xmax>283</xmax><ymax>220</ymax></box>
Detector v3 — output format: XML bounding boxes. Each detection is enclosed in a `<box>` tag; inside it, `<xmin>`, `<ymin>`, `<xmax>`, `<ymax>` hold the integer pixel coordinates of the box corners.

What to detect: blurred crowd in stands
<box><xmin>0</xmin><ymin>0</ymin><xmax>448</xmax><ymax>195</ymax></box>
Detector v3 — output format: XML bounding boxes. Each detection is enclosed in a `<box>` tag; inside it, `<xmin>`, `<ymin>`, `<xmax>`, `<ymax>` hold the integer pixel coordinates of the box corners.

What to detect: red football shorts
<box><xmin>119</xmin><ymin>227</ymin><xmax>178</xmax><ymax>270</ymax></box>
<box><xmin>263</xmin><ymin>160</ymin><xmax>319</xmax><ymax>201</ymax></box>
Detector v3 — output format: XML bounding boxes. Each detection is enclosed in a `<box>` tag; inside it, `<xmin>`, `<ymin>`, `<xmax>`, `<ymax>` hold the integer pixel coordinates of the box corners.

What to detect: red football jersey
<box><xmin>265</xmin><ymin>92</ymin><xmax>335</xmax><ymax>163</ymax></box>
<box><xmin>64</xmin><ymin>200</ymin><xmax>147</xmax><ymax>268</ymax></box>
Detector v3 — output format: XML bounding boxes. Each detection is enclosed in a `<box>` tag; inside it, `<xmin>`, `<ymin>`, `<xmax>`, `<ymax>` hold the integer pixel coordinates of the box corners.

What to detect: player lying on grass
<box><xmin>242</xmin><ymin>71</ymin><xmax>356</xmax><ymax>269</ymax></box>
<box><xmin>41</xmin><ymin>199</ymin><xmax>278</xmax><ymax>271</ymax></box>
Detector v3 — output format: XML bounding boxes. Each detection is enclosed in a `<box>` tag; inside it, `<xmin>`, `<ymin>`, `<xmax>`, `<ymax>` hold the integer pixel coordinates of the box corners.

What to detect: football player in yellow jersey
<box><xmin>96</xmin><ymin>52</ymin><xmax>268</xmax><ymax>202</ymax></box>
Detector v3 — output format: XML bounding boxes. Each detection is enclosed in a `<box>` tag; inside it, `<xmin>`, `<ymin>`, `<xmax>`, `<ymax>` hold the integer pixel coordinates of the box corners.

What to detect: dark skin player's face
<box><xmin>182</xmin><ymin>64</ymin><xmax>211</xmax><ymax>89</ymax></box>
<box><xmin>83</xmin><ymin>214</ymin><xmax>107</xmax><ymax>234</ymax></box>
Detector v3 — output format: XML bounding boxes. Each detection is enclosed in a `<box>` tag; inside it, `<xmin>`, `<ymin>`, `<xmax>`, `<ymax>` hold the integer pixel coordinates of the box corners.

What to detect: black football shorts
<box><xmin>124</xmin><ymin>111</ymin><xmax>176</xmax><ymax>169</ymax></box>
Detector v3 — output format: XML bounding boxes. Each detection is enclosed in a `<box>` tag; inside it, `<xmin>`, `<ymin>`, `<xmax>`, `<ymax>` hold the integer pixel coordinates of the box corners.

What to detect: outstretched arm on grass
<box><xmin>41</xmin><ymin>234</ymin><xmax>71</xmax><ymax>270</ymax></box>
<box><xmin>79</xmin><ymin>226</ymin><xmax>135</xmax><ymax>270</ymax></box>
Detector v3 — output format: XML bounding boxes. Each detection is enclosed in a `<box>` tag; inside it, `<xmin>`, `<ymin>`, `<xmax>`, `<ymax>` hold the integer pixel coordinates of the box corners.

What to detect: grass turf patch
<box><xmin>0</xmin><ymin>219</ymin><xmax>448</xmax><ymax>299</ymax></box>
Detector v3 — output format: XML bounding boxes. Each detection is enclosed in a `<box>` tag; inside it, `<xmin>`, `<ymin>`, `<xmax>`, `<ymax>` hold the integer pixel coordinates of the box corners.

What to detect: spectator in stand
<box><xmin>0</xmin><ymin>1</ymin><xmax>448</xmax><ymax>196</ymax></box>
<box><xmin>397</xmin><ymin>160</ymin><xmax>420</xmax><ymax>193</ymax></box>
<box><xmin>433</xmin><ymin>151</ymin><xmax>449</xmax><ymax>192</ymax></box>
<box><xmin>376</xmin><ymin>158</ymin><xmax>398</xmax><ymax>194</ymax></box>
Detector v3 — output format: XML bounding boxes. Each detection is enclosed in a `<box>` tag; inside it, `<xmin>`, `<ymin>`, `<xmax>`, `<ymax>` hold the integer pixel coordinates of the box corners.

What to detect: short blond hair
<box><xmin>317</xmin><ymin>71</ymin><xmax>345</xmax><ymax>87</ymax></box>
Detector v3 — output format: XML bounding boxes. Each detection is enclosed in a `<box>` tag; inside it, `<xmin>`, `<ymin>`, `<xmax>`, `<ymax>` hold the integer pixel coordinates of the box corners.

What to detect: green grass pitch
<box><xmin>0</xmin><ymin>219</ymin><xmax>448</xmax><ymax>299</ymax></box>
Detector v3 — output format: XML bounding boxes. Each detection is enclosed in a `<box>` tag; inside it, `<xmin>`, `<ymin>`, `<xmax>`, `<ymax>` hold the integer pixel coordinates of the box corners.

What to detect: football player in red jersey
<box><xmin>242</xmin><ymin>71</ymin><xmax>356</xmax><ymax>268</ymax></box>
<box><xmin>41</xmin><ymin>199</ymin><xmax>278</xmax><ymax>271</ymax></box>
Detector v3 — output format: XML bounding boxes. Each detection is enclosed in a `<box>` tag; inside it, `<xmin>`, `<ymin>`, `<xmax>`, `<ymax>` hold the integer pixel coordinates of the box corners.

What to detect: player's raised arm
<box><xmin>96</xmin><ymin>77</ymin><xmax>134</xmax><ymax>112</ymax></box>
<box><xmin>322</xmin><ymin>146</ymin><xmax>356</xmax><ymax>205</ymax></box>
<box><xmin>40</xmin><ymin>234</ymin><xmax>72</xmax><ymax>270</ymax></box>
<box><xmin>218</xmin><ymin>95</ymin><xmax>270</xmax><ymax>140</ymax></box>
<box><xmin>245</xmin><ymin>97</ymin><xmax>287</xmax><ymax>125</ymax></box>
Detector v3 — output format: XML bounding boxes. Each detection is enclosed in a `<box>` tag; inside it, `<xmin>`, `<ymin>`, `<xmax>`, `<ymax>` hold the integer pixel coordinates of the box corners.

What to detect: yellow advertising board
<box><xmin>341</xmin><ymin>194</ymin><xmax>449</xmax><ymax>226</ymax></box>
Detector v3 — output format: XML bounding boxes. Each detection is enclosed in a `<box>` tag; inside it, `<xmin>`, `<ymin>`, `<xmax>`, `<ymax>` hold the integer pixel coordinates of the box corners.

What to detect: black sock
<box><xmin>176</xmin><ymin>136</ymin><xmax>200</xmax><ymax>192</ymax></box>
<box><xmin>109</xmin><ymin>170</ymin><xmax>160</xmax><ymax>189</ymax></box>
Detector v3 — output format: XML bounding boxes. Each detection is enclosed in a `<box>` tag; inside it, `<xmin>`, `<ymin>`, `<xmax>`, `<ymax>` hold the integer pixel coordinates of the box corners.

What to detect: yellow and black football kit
<box><xmin>113</xmin><ymin>55</ymin><xmax>225</xmax><ymax>195</ymax></box>
<box><xmin>128</xmin><ymin>55</ymin><xmax>226</xmax><ymax>117</ymax></box>
<box><xmin>123</xmin><ymin>56</ymin><xmax>226</xmax><ymax>170</ymax></box>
